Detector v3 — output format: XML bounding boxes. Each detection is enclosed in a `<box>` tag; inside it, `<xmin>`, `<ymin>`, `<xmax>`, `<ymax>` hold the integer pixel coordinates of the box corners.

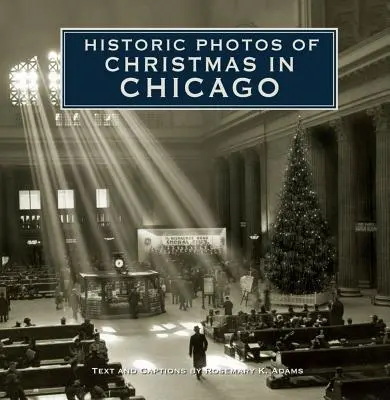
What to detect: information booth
<box><xmin>79</xmin><ymin>271</ymin><xmax>162</xmax><ymax>319</ymax></box>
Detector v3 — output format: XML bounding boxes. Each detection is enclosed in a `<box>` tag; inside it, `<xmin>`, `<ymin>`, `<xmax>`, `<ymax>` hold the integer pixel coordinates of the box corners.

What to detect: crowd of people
<box><xmin>148</xmin><ymin>244</ymin><xmax>225</xmax><ymax>277</ymax></box>
<box><xmin>215</xmin><ymin>300</ymin><xmax>390</xmax><ymax>357</ymax></box>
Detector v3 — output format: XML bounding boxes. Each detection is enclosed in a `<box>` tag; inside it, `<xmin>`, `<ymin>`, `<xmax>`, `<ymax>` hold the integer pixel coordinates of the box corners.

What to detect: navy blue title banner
<box><xmin>61</xmin><ymin>28</ymin><xmax>338</xmax><ymax>110</ymax></box>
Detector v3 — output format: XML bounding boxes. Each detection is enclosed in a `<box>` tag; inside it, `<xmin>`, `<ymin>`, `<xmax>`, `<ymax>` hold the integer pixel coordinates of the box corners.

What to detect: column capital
<box><xmin>254</xmin><ymin>141</ymin><xmax>266</xmax><ymax>155</ymax></box>
<box><xmin>329</xmin><ymin>116</ymin><xmax>354</xmax><ymax>142</ymax></box>
<box><xmin>228</xmin><ymin>152</ymin><xmax>242</xmax><ymax>165</ymax></box>
<box><xmin>367</xmin><ymin>103</ymin><xmax>390</xmax><ymax>133</ymax></box>
<box><xmin>242</xmin><ymin>148</ymin><xmax>258</xmax><ymax>164</ymax></box>
<box><xmin>214</xmin><ymin>156</ymin><xmax>228</xmax><ymax>167</ymax></box>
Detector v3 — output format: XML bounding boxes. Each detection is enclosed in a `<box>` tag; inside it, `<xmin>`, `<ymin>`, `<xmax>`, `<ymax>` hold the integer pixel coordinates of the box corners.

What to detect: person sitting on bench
<box><xmin>310</xmin><ymin>337</ymin><xmax>321</xmax><ymax>349</ymax></box>
<box><xmin>69</xmin><ymin>338</ymin><xmax>85</xmax><ymax>364</ymax></box>
<box><xmin>24</xmin><ymin>338</ymin><xmax>40</xmax><ymax>367</ymax></box>
<box><xmin>65</xmin><ymin>359</ymin><xmax>85</xmax><ymax>400</ymax></box>
<box><xmin>270</xmin><ymin>309</ymin><xmax>277</xmax><ymax>323</ymax></box>
<box><xmin>248</xmin><ymin>309</ymin><xmax>257</xmax><ymax>324</ymax></box>
<box><xmin>90</xmin><ymin>385</ymin><xmax>106</xmax><ymax>399</ymax></box>
<box><xmin>377</xmin><ymin>318</ymin><xmax>386</xmax><ymax>331</ymax></box>
<box><xmin>290</xmin><ymin>317</ymin><xmax>300</xmax><ymax>328</ymax></box>
<box><xmin>275</xmin><ymin>315</ymin><xmax>284</xmax><ymax>328</ymax></box>
<box><xmin>89</xmin><ymin>333</ymin><xmax>108</xmax><ymax>361</ymax></box>
<box><xmin>0</xmin><ymin>343</ymin><xmax>9</xmax><ymax>369</ymax></box>
<box><xmin>84</xmin><ymin>350</ymin><xmax>108</xmax><ymax>398</ymax></box>
<box><xmin>5</xmin><ymin>362</ymin><xmax>27</xmax><ymax>400</ymax></box>
<box><xmin>275</xmin><ymin>340</ymin><xmax>286</xmax><ymax>352</ymax></box>
<box><xmin>13</xmin><ymin>321</ymin><xmax>21</xmax><ymax>328</ymax></box>
<box><xmin>258</xmin><ymin>315</ymin><xmax>270</xmax><ymax>329</ymax></box>
<box><xmin>80</xmin><ymin>319</ymin><xmax>94</xmax><ymax>339</ymax></box>
<box><xmin>382</xmin><ymin>327</ymin><xmax>390</xmax><ymax>344</ymax></box>
<box><xmin>368</xmin><ymin>337</ymin><xmax>382</xmax><ymax>346</ymax></box>
<box><xmin>371</xmin><ymin>315</ymin><xmax>379</xmax><ymax>325</ymax></box>
<box><xmin>281</xmin><ymin>331</ymin><xmax>295</xmax><ymax>350</ymax></box>
<box><xmin>325</xmin><ymin>367</ymin><xmax>343</xmax><ymax>396</ymax></box>
<box><xmin>23</xmin><ymin>317</ymin><xmax>35</xmax><ymax>327</ymax></box>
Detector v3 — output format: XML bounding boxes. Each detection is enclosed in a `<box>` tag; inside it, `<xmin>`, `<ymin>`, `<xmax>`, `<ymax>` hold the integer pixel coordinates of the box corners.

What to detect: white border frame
<box><xmin>60</xmin><ymin>27</ymin><xmax>338</xmax><ymax>111</ymax></box>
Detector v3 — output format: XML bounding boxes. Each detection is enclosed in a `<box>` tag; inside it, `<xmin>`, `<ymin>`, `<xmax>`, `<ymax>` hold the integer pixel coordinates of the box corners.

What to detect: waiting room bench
<box><xmin>2</xmin><ymin>339</ymin><xmax>93</xmax><ymax>365</ymax></box>
<box><xmin>0</xmin><ymin>323</ymin><xmax>91</xmax><ymax>342</ymax></box>
<box><xmin>0</xmin><ymin>362</ymin><xmax>135</xmax><ymax>399</ymax></box>
<box><xmin>324</xmin><ymin>376</ymin><xmax>390</xmax><ymax>400</ymax></box>
<box><xmin>234</xmin><ymin>322</ymin><xmax>381</xmax><ymax>358</ymax></box>
<box><xmin>205</xmin><ymin>311</ymin><xmax>331</xmax><ymax>341</ymax></box>
<box><xmin>266</xmin><ymin>344</ymin><xmax>390</xmax><ymax>389</ymax></box>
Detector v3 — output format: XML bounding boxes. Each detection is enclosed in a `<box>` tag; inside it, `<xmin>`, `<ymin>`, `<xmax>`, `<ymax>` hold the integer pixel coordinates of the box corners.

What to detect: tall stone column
<box><xmin>229</xmin><ymin>153</ymin><xmax>242</xmax><ymax>260</ymax></box>
<box><xmin>0</xmin><ymin>167</ymin><xmax>3</xmax><ymax>257</ymax></box>
<box><xmin>332</xmin><ymin>117</ymin><xmax>361</xmax><ymax>296</ymax></box>
<box><xmin>214</xmin><ymin>157</ymin><xmax>230</xmax><ymax>228</ymax></box>
<box><xmin>244</xmin><ymin>149</ymin><xmax>260</xmax><ymax>260</ymax></box>
<box><xmin>307</xmin><ymin>128</ymin><xmax>327</xmax><ymax>216</ymax></box>
<box><xmin>371</xmin><ymin>104</ymin><xmax>390</xmax><ymax>305</ymax></box>
<box><xmin>355</xmin><ymin>132</ymin><xmax>372</xmax><ymax>288</ymax></box>
<box><xmin>4</xmin><ymin>167</ymin><xmax>21</xmax><ymax>261</ymax></box>
<box><xmin>257</xmin><ymin>142</ymin><xmax>269</xmax><ymax>255</ymax></box>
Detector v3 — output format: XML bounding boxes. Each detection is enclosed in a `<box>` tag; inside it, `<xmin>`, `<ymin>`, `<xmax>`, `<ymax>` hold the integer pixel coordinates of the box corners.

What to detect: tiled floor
<box><xmin>4</xmin><ymin>286</ymin><xmax>390</xmax><ymax>400</ymax></box>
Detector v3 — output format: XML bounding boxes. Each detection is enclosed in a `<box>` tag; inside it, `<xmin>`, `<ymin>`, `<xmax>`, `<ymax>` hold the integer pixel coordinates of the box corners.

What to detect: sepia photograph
<box><xmin>0</xmin><ymin>0</ymin><xmax>389</xmax><ymax>399</ymax></box>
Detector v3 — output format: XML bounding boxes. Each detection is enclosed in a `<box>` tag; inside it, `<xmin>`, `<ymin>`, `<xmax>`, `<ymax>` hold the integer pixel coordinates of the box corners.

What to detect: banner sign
<box><xmin>163</xmin><ymin>236</ymin><xmax>210</xmax><ymax>246</ymax></box>
<box><xmin>355</xmin><ymin>222</ymin><xmax>377</xmax><ymax>232</ymax></box>
<box><xmin>61</xmin><ymin>28</ymin><xmax>338</xmax><ymax>110</ymax></box>
<box><xmin>240</xmin><ymin>275</ymin><xmax>254</xmax><ymax>293</ymax></box>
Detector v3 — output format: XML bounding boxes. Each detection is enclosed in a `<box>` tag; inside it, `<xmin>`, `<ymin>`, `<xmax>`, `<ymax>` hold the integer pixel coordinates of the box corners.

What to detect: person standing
<box><xmin>69</xmin><ymin>289</ymin><xmax>80</xmax><ymax>321</ymax></box>
<box><xmin>0</xmin><ymin>293</ymin><xmax>8</xmax><ymax>322</ymax></box>
<box><xmin>178</xmin><ymin>277</ymin><xmax>187</xmax><ymax>311</ymax></box>
<box><xmin>185</xmin><ymin>279</ymin><xmax>193</xmax><ymax>308</ymax></box>
<box><xmin>65</xmin><ymin>359</ymin><xmax>84</xmax><ymax>400</ymax></box>
<box><xmin>159</xmin><ymin>286</ymin><xmax>166</xmax><ymax>313</ymax></box>
<box><xmin>189</xmin><ymin>326</ymin><xmax>208</xmax><ymax>380</ymax></box>
<box><xmin>330</xmin><ymin>297</ymin><xmax>344</xmax><ymax>325</ymax></box>
<box><xmin>223</xmin><ymin>296</ymin><xmax>233</xmax><ymax>316</ymax></box>
<box><xmin>128</xmin><ymin>287</ymin><xmax>139</xmax><ymax>319</ymax></box>
<box><xmin>55</xmin><ymin>287</ymin><xmax>63</xmax><ymax>310</ymax></box>
<box><xmin>5</xmin><ymin>362</ymin><xmax>27</xmax><ymax>400</ymax></box>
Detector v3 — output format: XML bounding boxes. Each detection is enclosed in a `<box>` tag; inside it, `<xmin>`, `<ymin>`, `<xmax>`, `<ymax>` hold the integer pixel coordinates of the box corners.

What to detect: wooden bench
<box><xmin>32</xmin><ymin>282</ymin><xmax>59</xmax><ymax>297</ymax></box>
<box><xmin>276</xmin><ymin>344</ymin><xmax>390</xmax><ymax>372</ymax></box>
<box><xmin>205</xmin><ymin>311</ymin><xmax>331</xmax><ymax>341</ymax></box>
<box><xmin>0</xmin><ymin>362</ymin><xmax>135</xmax><ymax>399</ymax></box>
<box><xmin>267</xmin><ymin>344</ymin><xmax>390</xmax><ymax>389</ymax></box>
<box><xmin>235</xmin><ymin>323</ymin><xmax>381</xmax><ymax>358</ymax></box>
<box><xmin>0</xmin><ymin>324</ymin><xmax>90</xmax><ymax>342</ymax></box>
<box><xmin>2</xmin><ymin>339</ymin><xmax>93</xmax><ymax>365</ymax></box>
<box><xmin>3</xmin><ymin>282</ymin><xmax>59</xmax><ymax>299</ymax></box>
<box><xmin>324</xmin><ymin>376</ymin><xmax>390</xmax><ymax>400</ymax></box>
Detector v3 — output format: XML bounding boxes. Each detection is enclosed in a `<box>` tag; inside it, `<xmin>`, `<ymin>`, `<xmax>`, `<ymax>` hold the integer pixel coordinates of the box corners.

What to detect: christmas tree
<box><xmin>265</xmin><ymin>119</ymin><xmax>335</xmax><ymax>295</ymax></box>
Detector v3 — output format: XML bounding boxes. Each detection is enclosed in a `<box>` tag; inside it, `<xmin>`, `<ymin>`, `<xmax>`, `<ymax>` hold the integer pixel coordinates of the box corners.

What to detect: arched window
<box><xmin>9</xmin><ymin>56</ymin><xmax>39</xmax><ymax>106</ymax></box>
<box><xmin>9</xmin><ymin>53</ymin><xmax>117</xmax><ymax>128</ymax></box>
